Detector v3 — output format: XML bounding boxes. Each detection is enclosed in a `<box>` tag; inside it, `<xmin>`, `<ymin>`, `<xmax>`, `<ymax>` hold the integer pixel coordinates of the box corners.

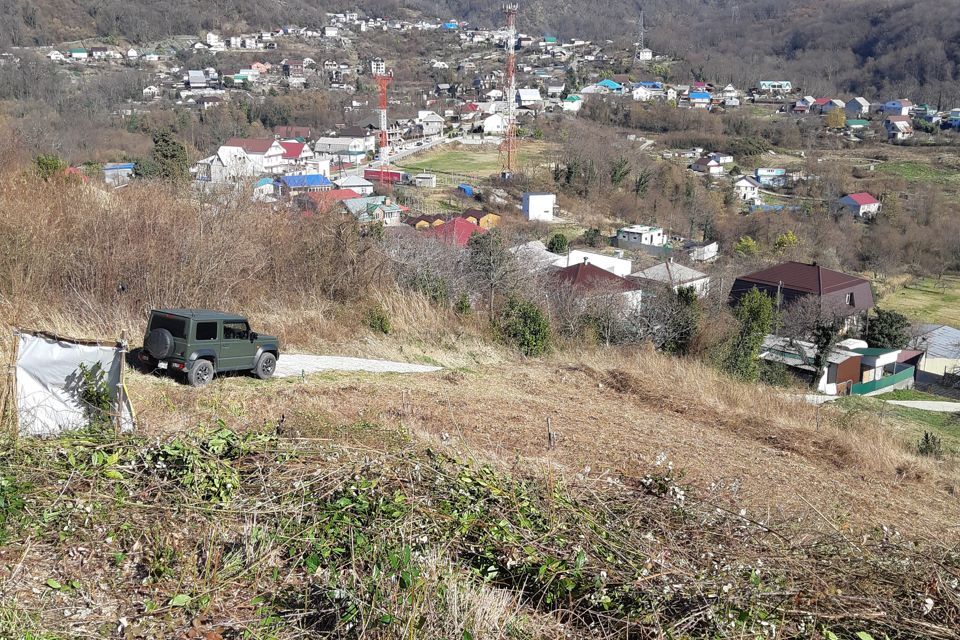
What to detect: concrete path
<box><xmin>274</xmin><ymin>353</ymin><xmax>441</xmax><ymax>378</ymax></box>
<box><xmin>885</xmin><ymin>400</ymin><xmax>960</xmax><ymax>413</ymax></box>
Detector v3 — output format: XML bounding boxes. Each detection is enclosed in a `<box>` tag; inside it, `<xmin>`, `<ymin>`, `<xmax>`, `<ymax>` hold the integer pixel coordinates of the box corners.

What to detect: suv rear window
<box><xmin>149</xmin><ymin>314</ymin><xmax>187</xmax><ymax>339</ymax></box>
<box><xmin>196</xmin><ymin>321</ymin><xmax>218</xmax><ymax>341</ymax></box>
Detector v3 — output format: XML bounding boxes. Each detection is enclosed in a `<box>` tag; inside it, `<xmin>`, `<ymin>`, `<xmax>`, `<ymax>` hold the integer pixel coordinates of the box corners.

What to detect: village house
<box><xmin>334</xmin><ymin>175</ymin><xmax>375</xmax><ymax>196</ymax></box>
<box><xmin>561</xmin><ymin>95</ymin><xmax>583</xmax><ymax>112</ymax></box>
<box><xmin>688</xmin><ymin>91</ymin><xmax>711</xmax><ymax>108</ymax></box>
<box><xmin>221</xmin><ymin>138</ymin><xmax>286</xmax><ymax>174</ymax></box>
<box><xmin>69</xmin><ymin>48</ymin><xmax>88</xmax><ymax>60</ymax></box>
<box><xmin>615</xmin><ymin>225</ymin><xmax>665</xmax><ymax>248</ymax></box>
<box><xmin>481</xmin><ymin>113</ymin><xmax>508</xmax><ymax>135</ymax></box>
<box><xmin>370</xmin><ymin>57</ymin><xmax>386</xmax><ymax>75</ymax></box>
<box><xmin>415</xmin><ymin>111</ymin><xmax>446</xmax><ymax>137</ymax></box>
<box><xmin>845</xmin><ymin>97</ymin><xmax>871</xmax><ymax>117</ymax></box>
<box><xmin>462</xmin><ymin>208</ymin><xmax>501</xmax><ymax>229</ymax></box>
<box><xmin>344</xmin><ymin>196</ymin><xmax>406</xmax><ymax>226</ymax></box>
<box><xmin>46</xmin><ymin>50</ymin><xmax>65</xmax><ymax>62</ymax></box>
<box><xmin>276</xmin><ymin>174</ymin><xmax>333</xmax><ymax>197</ymax></box>
<box><xmin>553</xmin><ymin>250</ymin><xmax>632</xmax><ymax>277</ymax></box>
<box><xmin>733</xmin><ymin>176</ymin><xmax>762</xmax><ymax>204</ymax></box>
<box><xmin>884</xmin><ymin>115</ymin><xmax>913</xmax><ymax>141</ymax></box>
<box><xmin>632</xmin><ymin>259</ymin><xmax>711</xmax><ymax>298</ymax></box>
<box><xmin>194</xmin><ymin>146</ymin><xmax>254</xmax><ymax>183</ymax></box>
<box><xmin>690</xmin><ymin>156</ymin><xmax>724</xmax><ymax>175</ymax></box>
<box><xmin>730</xmin><ymin>261</ymin><xmax>875</xmax><ymax>329</ymax></box>
<box><xmin>516</xmin><ymin>88</ymin><xmax>544</xmax><ymax>109</ymax></box>
<box><xmin>551</xmin><ymin>261</ymin><xmax>644</xmax><ymax>311</ymax></box>
<box><xmin>839</xmin><ymin>192</ymin><xmax>882</xmax><ymax>219</ymax></box>
<box><xmin>882</xmin><ymin>99</ymin><xmax>912</xmax><ymax>116</ymax></box>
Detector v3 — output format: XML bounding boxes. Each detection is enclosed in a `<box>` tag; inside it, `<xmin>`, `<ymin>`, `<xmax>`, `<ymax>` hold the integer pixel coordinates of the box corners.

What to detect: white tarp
<box><xmin>15</xmin><ymin>332</ymin><xmax>134</xmax><ymax>436</ymax></box>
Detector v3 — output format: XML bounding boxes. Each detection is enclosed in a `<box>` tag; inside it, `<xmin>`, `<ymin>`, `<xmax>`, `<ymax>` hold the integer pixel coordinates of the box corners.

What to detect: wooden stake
<box><xmin>547</xmin><ymin>416</ymin><xmax>556</xmax><ymax>449</ymax></box>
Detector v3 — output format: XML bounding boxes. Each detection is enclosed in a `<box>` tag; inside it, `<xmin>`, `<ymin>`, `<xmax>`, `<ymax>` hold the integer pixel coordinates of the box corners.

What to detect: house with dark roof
<box><xmin>839</xmin><ymin>192</ymin><xmax>882</xmax><ymax>218</ymax></box>
<box><xmin>551</xmin><ymin>261</ymin><xmax>644</xmax><ymax>310</ymax></box>
<box><xmin>730</xmin><ymin>261</ymin><xmax>874</xmax><ymax>327</ymax></box>
<box><xmin>274</xmin><ymin>125</ymin><xmax>313</xmax><ymax>140</ymax></box>
<box><xmin>276</xmin><ymin>173</ymin><xmax>333</xmax><ymax>196</ymax></box>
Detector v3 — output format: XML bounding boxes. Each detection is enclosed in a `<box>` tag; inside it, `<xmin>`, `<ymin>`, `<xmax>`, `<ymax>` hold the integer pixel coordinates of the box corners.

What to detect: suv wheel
<box><xmin>188</xmin><ymin>359</ymin><xmax>215</xmax><ymax>387</ymax></box>
<box><xmin>145</xmin><ymin>328</ymin><xmax>175</xmax><ymax>359</ymax></box>
<box><xmin>254</xmin><ymin>352</ymin><xmax>277</xmax><ymax>380</ymax></box>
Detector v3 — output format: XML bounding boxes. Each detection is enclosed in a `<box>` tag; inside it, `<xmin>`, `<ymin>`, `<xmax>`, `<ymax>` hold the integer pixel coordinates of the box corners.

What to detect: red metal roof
<box><xmin>422</xmin><ymin>217</ymin><xmax>485</xmax><ymax>246</ymax></box>
<box><xmin>224</xmin><ymin>137</ymin><xmax>277</xmax><ymax>154</ymax></box>
<box><xmin>735</xmin><ymin>261</ymin><xmax>869</xmax><ymax>295</ymax></box>
<box><xmin>813</xmin><ymin>97</ymin><xmax>831</xmax><ymax>105</ymax></box>
<box><xmin>274</xmin><ymin>125</ymin><xmax>311</xmax><ymax>138</ymax></box>
<box><xmin>279</xmin><ymin>141</ymin><xmax>305</xmax><ymax>159</ymax></box>
<box><xmin>551</xmin><ymin>262</ymin><xmax>642</xmax><ymax>293</ymax></box>
<box><xmin>305</xmin><ymin>189</ymin><xmax>361</xmax><ymax>210</ymax></box>
<box><xmin>844</xmin><ymin>192</ymin><xmax>880</xmax><ymax>206</ymax></box>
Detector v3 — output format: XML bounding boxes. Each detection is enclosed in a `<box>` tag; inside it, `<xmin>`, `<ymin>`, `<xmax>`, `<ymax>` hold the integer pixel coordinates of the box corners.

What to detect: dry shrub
<box><xmin>0</xmin><ymin>176</ymin><xmax>390</xmax><ymax>340</ymax></box>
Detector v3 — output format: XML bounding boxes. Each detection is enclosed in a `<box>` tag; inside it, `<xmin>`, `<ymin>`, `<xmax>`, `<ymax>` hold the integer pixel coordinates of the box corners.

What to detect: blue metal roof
<box><xmin>104</xmin><ymin>162</ymin><xmax>135</xmax><ymax>170</ymax></box>
<box><xmin>689</xmin><ymin>91</ymin><xmax>711</xmax><ymax>100</ymax></box>
<box><xmin>597</xmin><ymin>79</ymin><xmax>622</xmax><ymax>90</ymax></box>
<box><xmin>280</xmin><ymin>174</ymin><xmax>333</xmax><ymax>188</ymax></box>
<box><xmin>637</xmin><ymin>81</ymin><xmax>662</xmax><ymax>88</ymax></box>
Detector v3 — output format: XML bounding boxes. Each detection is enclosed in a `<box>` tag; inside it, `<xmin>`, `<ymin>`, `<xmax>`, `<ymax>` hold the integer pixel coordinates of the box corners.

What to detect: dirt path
<box><xmin>886</xmin><ymin>400</ymin><xmax>960</xmax><ymax>412</ymax></box>
<box><xmin>274</xmin><ymin>353</ymin><xmax>441</xmax><ymax>377</ymax></box>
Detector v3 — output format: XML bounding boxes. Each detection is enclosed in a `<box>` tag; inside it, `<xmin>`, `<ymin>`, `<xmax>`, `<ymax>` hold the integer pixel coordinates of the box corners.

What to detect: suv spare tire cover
<box><xmin>145</xmin><ymin>328</ymin><xmax>175</xmax><ymax>359</ymax></box>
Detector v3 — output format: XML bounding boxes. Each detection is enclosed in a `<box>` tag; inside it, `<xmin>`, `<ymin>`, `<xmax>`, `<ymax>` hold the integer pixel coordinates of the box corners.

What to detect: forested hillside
<box><xmin>1</xmin><ymin>0</ymin><xmax>958</xmax><ymax>101</ymax></box>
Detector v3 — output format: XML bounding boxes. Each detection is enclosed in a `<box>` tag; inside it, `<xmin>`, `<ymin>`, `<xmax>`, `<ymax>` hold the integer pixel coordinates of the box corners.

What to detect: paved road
<box><xmin>275</xmin><ymin>353</ymin><xmax>440</xmax><ymax>378</ymax></box>
<box><xmin>886</xmin><ymin>400</ymin><xmax>960</xmax><ymax>413</ymax></box>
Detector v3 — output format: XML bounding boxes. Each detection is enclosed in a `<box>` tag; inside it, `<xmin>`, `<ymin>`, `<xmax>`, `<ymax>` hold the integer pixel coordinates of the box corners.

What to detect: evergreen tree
<box><xmin>723</xmin><ymin>288</ymin><xmax>774</xmax><ymax>381</ymax></box>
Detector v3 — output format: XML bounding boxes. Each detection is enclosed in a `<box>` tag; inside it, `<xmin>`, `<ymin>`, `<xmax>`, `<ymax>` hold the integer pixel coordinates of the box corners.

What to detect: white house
<box><xmin>335</xmin><ymin>175</ymin><xmax>375</xmax><ymax>196</ymax></box>
<box><xmin>884</xmin><ymin>115</ymin><xmax>913</xmax><ymax>140</ymax></box>
<box><xmin>516</xmin><ymin>88</ymin><xmax>543</xmax><ymax>109</ymax></box>
<box><xmin>194</xmin><ymin>146</ymin><xmax>254</xmax><ymax>183</ymax></box>
<box><xmin>632</xmin><ymin>85</ymin><xmax>655</xmax><ymax>102</ymax></box>
<box><xmin>370</xmin><ymin>57</ymin><xmax>386</xmax><ymax>75</ymax></box>
<box><xmin>845</xmin><ymin>97</ymin><xmax>870</xmax><ymax>117</ymax></box>
<box><xmin>561</xmin><ymin>95</ymin><xmax>583</xmax><ymax>112</ymax></box>
<box><xmin>632</xmin><ymin>260</ymin><xmax>711</xmax><ymax>298</ymax></box>
<box><xmin>554</xmin><ymin>250</ymin><xmax>632</xmax><ymax>277</ymax></box>
<box><xmin>616</xmin><ymin>224</ymin><xmax>665</xmax><ymax>247</ymax></box>
<box><xmin>482</xmin><ymin>113</ymin><xmax>508</xmax><ymax>135</ymax></box>
<box><xmin>839</xmin><ymin>192</ymin><xmax>882</xmax><ymax>218</ymax></box>
<box><xmin>46</xmin><ymin>50</ymin><xmax>65</xmax><ymax>62</ymax></box>
<box><xmin>636</xmin><ymin>47</ymin><xmax>653</xmax><ymax>61</ymax></box>
<box><xmin>522</xmin><ymin>192</ymin><xmax>556</xmax><ymax>221</ymax></box>
<box><xmin>707</xmin><ymin>151</ymin><xmax>734</xmax><ymax>165</ymax></box>
<box><xmin>690</xmin><ymin>156</ymin><xmax>724</xmax><ymax>175</ymax></box>
<box><xmin>126</xmin><ymin>48</ymin><xmax>139</xmax><ymax>59</ymax></box>
<box><xmin>821</xmin><ymin>98</ymin><xmax>846</xmax><ymax>114</ymax></box>
<box><xmin>416</xmin><ymin>110</ymin><xmax>446</xmax><ymax>137</ymax></box>
<box><xmin>733</xmin><ymin>176</ymin><xmax>762</xmax><ymax>204</ymax></box>
<box><xmin>883</xmin><ymin>99</ymin><xmax>912</xmax><ymax>116</ymax></box>
<box><xmin>220</xmin><ymin>138</ymin><xmax>286</xmax><ymax>174</ymax></box>
<box><xmin>142</xmin><ymin>85</ymin><xmax>161</xmax><ymax>99</ymax></box>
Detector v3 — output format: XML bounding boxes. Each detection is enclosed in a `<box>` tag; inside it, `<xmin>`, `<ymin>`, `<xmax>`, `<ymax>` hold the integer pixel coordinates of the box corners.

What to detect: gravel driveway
<box><xmin>274</xmin><ymin>353</ymin><xmax>440</xmax><ymax>378</ymax></box>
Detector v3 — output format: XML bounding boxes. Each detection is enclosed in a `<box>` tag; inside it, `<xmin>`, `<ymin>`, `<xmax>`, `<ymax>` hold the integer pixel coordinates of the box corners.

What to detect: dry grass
<box><xmin>122</xmin><ymin>344</ymin><xmax>960</xmax><ymax>544</ymax></box>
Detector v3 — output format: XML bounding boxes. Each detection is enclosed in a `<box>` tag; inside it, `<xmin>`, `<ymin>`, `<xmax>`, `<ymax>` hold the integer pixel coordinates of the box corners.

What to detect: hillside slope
<box><xmin>3</xmin><ymin>0</ymin><xmax>959</xmax><ymax>100</ymax></box>
<box><xmin>1</xmin><ymin>346</ymin><xmax>958</xmax><ymax>638</ymax></box>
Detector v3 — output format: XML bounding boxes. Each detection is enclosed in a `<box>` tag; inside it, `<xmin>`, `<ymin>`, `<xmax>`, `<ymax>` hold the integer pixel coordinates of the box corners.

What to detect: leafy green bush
<box><xmin>454</xmin><ymin>293</ymin><xmax>472</xmax><ymax>315</ymax></box>
<box><xmin>546</xmin><ymin>233</ymin><xmax>569</xmax><ymax>254</ymax></box>
<box><xmin>498</xmin><ymin>297</ymin><xmax>550</xmax><ymax>356</ymax></box>
<box><xmin>365</xmin><ymin>305</ymin><xmax>392</xmax><ymax>334</ymax></box>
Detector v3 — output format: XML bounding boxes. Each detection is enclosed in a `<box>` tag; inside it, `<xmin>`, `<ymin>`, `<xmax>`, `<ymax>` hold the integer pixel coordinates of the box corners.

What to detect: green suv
<box><xmin>141</xmin><ymin>309</ymin><xmax>280</xmax><ymax>386</ymax></box>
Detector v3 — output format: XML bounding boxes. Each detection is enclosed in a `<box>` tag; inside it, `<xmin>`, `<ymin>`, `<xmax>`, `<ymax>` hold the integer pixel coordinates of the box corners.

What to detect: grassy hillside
<box><xmin>1</xmin><ymin>347</ymin><xmax>959</xmax><ymax>638</ymax></box>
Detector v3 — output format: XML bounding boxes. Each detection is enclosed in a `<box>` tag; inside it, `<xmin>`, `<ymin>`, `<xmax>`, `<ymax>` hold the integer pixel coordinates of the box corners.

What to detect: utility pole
<box><xmin>500</xmin><ymin>3</ymin><xmax>518</xmax><ymax>179</ymax></box>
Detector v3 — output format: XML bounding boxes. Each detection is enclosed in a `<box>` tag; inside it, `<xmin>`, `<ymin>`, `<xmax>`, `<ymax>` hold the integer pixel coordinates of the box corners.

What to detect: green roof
<box><xmin>564</xmin><ymin>95</ymin><xmax>581</xmax><ymax>102</ymax></box>
<box><xmin>846</xmin><ymin>119</ymin><xmax>869</xmax><ymax>126</ymax></box>
<box><xmin>852</xmin><ymin>347</ymin><xmax>899</xmax><ymax>356</ymax></box>
<box><xmin>69</xmin><ymin>48</ymin><xmax>86</xmax><ymax>53</ymax></box>
<box><xmin>544</xmin><ymin>36</ymin><xmax>558</xmax><ymax>43</ymax></box>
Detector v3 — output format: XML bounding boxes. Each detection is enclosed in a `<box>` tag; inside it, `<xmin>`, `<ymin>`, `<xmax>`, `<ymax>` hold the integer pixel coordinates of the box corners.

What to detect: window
<box><xmin>149</xmin><ymin>314</ymin><xmax>187</xmax><ymax>339</ymax></box>
<box><xmin>845</xmin><ymin>293</ymin><xmax>854</xmax><ymax>306</ymax></box>
<box><xmin>195</xmin><ymin>321</ymin><xmax>218</xmax><ymax>341</ymax></box>
<box><xmin>223</xmin><ymin>321</ymin><xmax>250</xmax><ymax>340</ymax></box>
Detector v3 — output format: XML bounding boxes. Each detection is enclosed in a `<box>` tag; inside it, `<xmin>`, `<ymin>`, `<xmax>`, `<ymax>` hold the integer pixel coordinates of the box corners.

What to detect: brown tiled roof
<box><xmin>551</xmin><ymin>262</ymin><xmax>642</xmax><ymax>293</ymax></box>
<box><xmin>735</xmin><ymin>261</ymin><xmax>867</xmax><ymax>295</ymax></box>
<box><xmin>224</xmin><ymin>137</ymin><xmax>277</xmax><ymax>154</ymax></box>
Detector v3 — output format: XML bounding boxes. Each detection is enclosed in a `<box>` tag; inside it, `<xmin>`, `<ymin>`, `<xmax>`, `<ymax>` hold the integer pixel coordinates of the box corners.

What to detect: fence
<box><xmin>851</xmin><ymin>365</ymin><xmax>915</xmax><ymax>396</ymax></box>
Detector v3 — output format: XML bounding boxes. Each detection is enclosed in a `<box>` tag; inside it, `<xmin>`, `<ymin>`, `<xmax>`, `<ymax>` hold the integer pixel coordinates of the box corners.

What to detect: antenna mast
<box><xmin>633</xmin><ymin>10</ymin><xmax>650</xmax><ymax>65</ymax></box>
<box><xmin>375</xmin><ymin>73</ymin><xmax>392</xmax><ymax>186</ymax></box>
<box><xmin>500</xmin><ymin>3</ymin><xmax>518</xmax><ymax>178</ymax></box>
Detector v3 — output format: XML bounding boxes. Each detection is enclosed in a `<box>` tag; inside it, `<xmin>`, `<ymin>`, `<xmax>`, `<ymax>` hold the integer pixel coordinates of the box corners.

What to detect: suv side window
<box><xmin>223</xmin><ymin>321</ymin><xmax>250</xmax><ymax>340</ymax></box>
<box><xmin>195</xmin><ymin>321</ymin><xmax>218</xmax><ymax>341</ymax></box>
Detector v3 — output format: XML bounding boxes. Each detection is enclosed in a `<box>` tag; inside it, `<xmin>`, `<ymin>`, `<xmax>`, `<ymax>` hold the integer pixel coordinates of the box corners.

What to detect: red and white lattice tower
<box><xmin>500</xmin><ymin>3</ymin><xmax>518</xmax><ymax>177</ymax></box>
<box><xmin>375</xmin><ymin>74</ymin><xmax>392</xmax><ymax>185</ymax></box>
